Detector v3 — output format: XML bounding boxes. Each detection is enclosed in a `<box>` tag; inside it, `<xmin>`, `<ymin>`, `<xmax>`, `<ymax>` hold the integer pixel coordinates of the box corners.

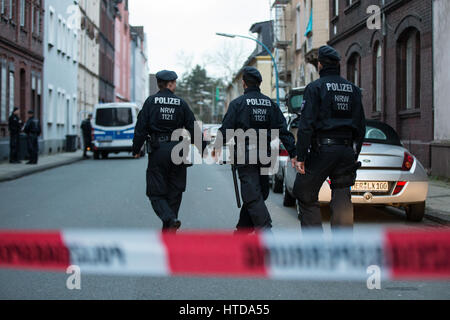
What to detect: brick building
<box><xmin>328</xmin><ymin>0</ymin><xmax>433</xmax><ymax>169</ymax></box>
<box><xmin>99</xmin><ymin>0</ymin><xmax>116</xmax><ymax>103</ymax></box>
<box><xmin>0</xmin><ymin>0</ymin><xmax>45</xmax><ymax>159</ymax></box>
<box><xmin>114</xmin><ymin>0</ymin><xmax>130</xmax><ymax>102</ymax></box>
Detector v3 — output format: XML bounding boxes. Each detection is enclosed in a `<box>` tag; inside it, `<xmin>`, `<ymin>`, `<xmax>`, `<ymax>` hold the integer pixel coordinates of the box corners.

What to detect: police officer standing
<box><xmin>8</xmin><ymin>107</ymin><xmax>23</xmax><ymax>164</ymax></box>
<box><xmin>132</xmin><ymin>70</ymin><xmax>205</xmax><ymax>232</ymax></box>
<box><xmin>81</xmin><ymin>114</ymin><xmax>93</xmax><ymax>159</ymax></box>
<box><xmin>23</xmin><ymin>110</ymin><xmax>42</xmax><ymax>165</ymax></box>
<box><xmin>293</xmin><ymin>45</ymin><xmax>366</xmax><ymax>230</ymax></box>
<box><xmin>215</xmin><ymin>67</ymin><xmax>297</xmax><ymax>233</ymax></box>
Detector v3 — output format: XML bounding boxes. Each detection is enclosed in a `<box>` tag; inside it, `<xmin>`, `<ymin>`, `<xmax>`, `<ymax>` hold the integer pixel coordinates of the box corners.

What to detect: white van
<box><xmin>92</xmin><ymin>103</ymin><xmax>143</xmax><ymax>159</ymax></box>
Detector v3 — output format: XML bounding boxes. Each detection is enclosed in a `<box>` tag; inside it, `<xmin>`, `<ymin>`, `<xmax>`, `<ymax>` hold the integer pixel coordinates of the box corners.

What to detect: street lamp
<box><xmin>216</xmin><ymin>32</ymin><xmax>281</xmax><ymax>106</ymax></box>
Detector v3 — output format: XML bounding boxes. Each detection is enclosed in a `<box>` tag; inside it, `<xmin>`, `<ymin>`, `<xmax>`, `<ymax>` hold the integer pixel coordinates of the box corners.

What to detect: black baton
<box><xmin>231</xmin><ymin>164</ymin><xmax>242</xmax><ymax>209</ymax></box>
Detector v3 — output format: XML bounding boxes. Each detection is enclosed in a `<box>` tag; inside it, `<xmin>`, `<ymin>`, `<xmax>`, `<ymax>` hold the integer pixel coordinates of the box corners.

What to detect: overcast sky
<box><xmin>129</xmin><ymin>0</ymin><xmax>272</xmax><ymax>78</ymax></box>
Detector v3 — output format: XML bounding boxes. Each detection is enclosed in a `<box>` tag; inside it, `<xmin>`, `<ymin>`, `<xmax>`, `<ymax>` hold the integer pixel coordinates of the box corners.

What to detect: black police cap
<box><xmin>243</xmin><ymin>66</ymin><xmax>263</xmax><ymax>83</ymax></box>
<box><xmin>318</xmin><ymin>45</ymin><xmax>341</xmax><ymax>63</ymax></box>
<box><xmin>156</xmin><ymin>70</ymin><xmax>178</xmax><ymax>82</ymax></box>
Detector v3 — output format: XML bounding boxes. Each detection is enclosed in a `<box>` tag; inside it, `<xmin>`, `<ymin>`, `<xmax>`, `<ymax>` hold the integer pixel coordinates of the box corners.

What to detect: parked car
<box><xmin>92</xmin><ymin>103</ymin><xmax>143</xmax><ymax>159</ymax></box>
<box><xmin>282</xmin><ymin>89</ymin><xmax>429</xmax><ymax>222</ymax></box>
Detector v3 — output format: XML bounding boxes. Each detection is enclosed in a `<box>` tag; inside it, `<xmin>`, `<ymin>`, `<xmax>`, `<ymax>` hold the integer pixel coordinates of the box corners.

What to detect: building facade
<box><xmin>77</xmin><ymin>0</ymin><xmax>100</xmax><ymax>117</ymax></box>
<box><xmin>0</xmin><ymin>0</ymin><xmax>45</xmax><ymax>160</ymax></box>
<box><xmin>99</xmin><ymin>0</ymin><xmax>116</xmax><ymax>103</ymax></box>
<box><xmin>42</xmin><ymin>0</ymin><xmax>79</xmax><ymax>154</ymax></box>
<box><xmin>271</xmin><ymin>0</ymin><xmax>330</xmax><ymax>98</ymax></box>
<box><xmin>226</xmin><ymin>21</ymin><xmax>274</xmax><ymax>111</ymax></box>
<box><xmin>432</xmin><ymin>0</ymin><xmax>450</xmax><ymax>178</ymax></box>
<box><xmin>130</xmin><ymin>26</ymin><xmax>149</xmax><ymax>107</ymax></box>
<box><xmin>114</xmin><ymin>0</ymin><xmax>130</xmax><ymax>103</ymax></box>
<box><xmin>328</xmin><ymin>0</ymin><xmax>433</xmax><ymax>169</ymax></box>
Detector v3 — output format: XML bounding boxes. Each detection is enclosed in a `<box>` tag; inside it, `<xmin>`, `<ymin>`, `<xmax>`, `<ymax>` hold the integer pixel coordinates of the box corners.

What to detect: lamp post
<box><xmin>216</xmin><ymin>32</ymin><xmax>281</xmax><ymax>106</ymax></box>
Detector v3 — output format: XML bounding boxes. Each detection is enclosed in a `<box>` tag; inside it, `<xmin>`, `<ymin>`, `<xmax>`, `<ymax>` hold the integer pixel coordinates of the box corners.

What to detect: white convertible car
<box><xmin>283</xmin><ymin>119</ymin><xmax>429</xmax><ymax>222</ymax></box>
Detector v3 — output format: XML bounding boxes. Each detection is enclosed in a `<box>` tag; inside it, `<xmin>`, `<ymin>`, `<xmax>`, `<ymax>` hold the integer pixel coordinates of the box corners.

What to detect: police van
<box><xmin>92</xmin><ymin>103</ymin><xmax>143</xmax><ymax>159</ymax></box>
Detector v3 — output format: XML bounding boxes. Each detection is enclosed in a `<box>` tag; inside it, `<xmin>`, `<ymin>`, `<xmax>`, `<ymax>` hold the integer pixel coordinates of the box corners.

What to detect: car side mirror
<box><xmin>287</xmin><ymin>88</ymin><xmax>305</xmax><ymax>115</ymax></box>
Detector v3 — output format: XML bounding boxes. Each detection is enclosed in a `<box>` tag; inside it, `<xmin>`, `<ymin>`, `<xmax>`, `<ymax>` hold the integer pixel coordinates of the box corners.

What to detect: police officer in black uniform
<box><xmin>81</xmin><ymin>114</ymin><xmax>93</xmax><ymax>159</ymax></box>
<box><xmin>215</xmin><ymin>67</ymin><xmax>297</xmax><ymax>233</ymax></box>
<box><xmin>293</xmin><ymin>45</ymin><xmax>366</xmax><ymax>229</ymax></box>
<box><xmin>132</xmin><ymin>70</ymin><xmax>205</xmax><ymax>232</ymax></box>
<box><xmin>8</xmin><ymin>107</ymin><xmax>23</xmax><ymax>164</ymax></box>
<box><xmin>23</xmin><ymin>110</ymin><xmax>42</xmax><ymax>165</ymax></box>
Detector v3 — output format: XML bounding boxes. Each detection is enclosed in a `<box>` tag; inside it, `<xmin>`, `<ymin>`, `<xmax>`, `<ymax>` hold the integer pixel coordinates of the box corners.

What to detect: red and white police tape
<box><xmin>0</xmin><ymin>228</ymin><xmax>449</xmax><ymax>281</ymax></box>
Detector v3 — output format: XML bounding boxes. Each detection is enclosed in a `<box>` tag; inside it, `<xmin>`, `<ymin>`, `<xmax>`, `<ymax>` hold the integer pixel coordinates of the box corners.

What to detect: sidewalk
<box><xmin>426</xmin><ymin>180</ymin><xmax>450</xmax><ymax>224</ymax></box>
<box><xmin>0</xmin><ymin>151</ymin><xmax>84</xmax><ymax>182</ymax></box>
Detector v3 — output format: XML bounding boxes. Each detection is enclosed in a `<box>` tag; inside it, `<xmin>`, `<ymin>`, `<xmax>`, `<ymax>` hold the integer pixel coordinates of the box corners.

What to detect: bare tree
<box><xmin>203</xmin><ymin>40</ymin><xmax>250</xmax><ymax>83</ymax></box>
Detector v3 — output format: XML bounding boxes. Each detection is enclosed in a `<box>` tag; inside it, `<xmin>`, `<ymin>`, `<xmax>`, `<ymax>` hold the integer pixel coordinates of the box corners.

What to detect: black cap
<box><xmin>28</xmin><ymin>110</ymin><xmax>34</xmax><ymax>115</ymax></box>
<box><xmin>243</xmin><ymin>66</ymin><xmax>263</xmax><ymax>83</ymax></box>
<box><xmin>318</xmin><ymin>45</ymin><xmax>341</xmax><ymax>63</ymax></box>
<box><xmin>156</xmin><ymin>70</ymin><xmax>178</xmax><ymax>81</ymax></box>
<box><xmin>13</xmin><ymin>107</ymin><xmax>19</xmax><ymax>112</ymax></box>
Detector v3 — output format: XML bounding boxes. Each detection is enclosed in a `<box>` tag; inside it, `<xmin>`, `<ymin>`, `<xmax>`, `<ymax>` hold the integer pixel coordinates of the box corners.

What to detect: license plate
<box><xmin>352</xmin><ymin>181</ymin><xmax>389</xmax><ymax>192</ymax></box>
<box><xmin>98</xmin><ymin>136</ymin><xmax>113</xmax><ymax>142</ymax></box>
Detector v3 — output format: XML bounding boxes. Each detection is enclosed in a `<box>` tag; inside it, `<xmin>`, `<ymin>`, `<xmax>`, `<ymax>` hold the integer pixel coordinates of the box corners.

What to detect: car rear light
<box><xmin>393</xmin><ymin>181</ymin><xmax>407</xmax><ymax>195</ymax></box>
<box><xmin>363</xmin><ymin>143</ymin><xmax>372</xmax><ymax>146</ymax></box>
<box><xmin>327</xmin><ymin>179</ymin><xmax>331</xmax><ymax>185</ymax></box>
<box><xmin>279</xmin><ymin>149</ymin><xmax>289</xmax><ymax>157</ymax></box>
<box><xmin>402</xmin><ymin>152</ymin><xmax>414</xmax><ymax>171</ymax></box>
<box><xmin>91</xmin><ymin>128</ymin><xmax>95</xmax><ymax>141</ymax></box>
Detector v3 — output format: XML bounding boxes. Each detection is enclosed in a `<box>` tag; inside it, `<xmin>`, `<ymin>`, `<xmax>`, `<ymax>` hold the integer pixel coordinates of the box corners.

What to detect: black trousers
<box><xmin>27</xmin><ymin>134</ymin><xmax>39</xmax><ymax>164</ymax></box>
<box><xmin>146</xmin><ymin>142</ymin><xmax>187</xmax><ymax>230</ymax></box>
<box><xmin>293</xmin><ymin>145</ymin><xmax>356</xmax><ymax>230</ymax></box>
<box><xmin>236</xmin><ymin>165</ymin><xmax>272</xmax><ymax>231</ymax></box>
<box><xmin>9</xmin><ymin>133</ymin><xmax>20</xmax><ymax>162</ymax></box>
<box><xmin>83</xmin><ymin>135</ymin><xmax>92</xmax><ymax>156</ymax></box>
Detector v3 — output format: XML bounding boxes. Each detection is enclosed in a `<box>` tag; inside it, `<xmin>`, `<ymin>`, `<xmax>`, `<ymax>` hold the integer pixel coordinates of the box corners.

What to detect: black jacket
<box><xmin>132</xmin><ymin>88</ymin><xmax>204</xmax><ymax>155</ymax></box>
<box><xmin>219</xmin><ymin>86</ymin><xmax>296</xmax><ymax>159</ymax></box>
<box><xmin>24</xmin><ymin>117</ymin><xmax>41</xmax><ymax>136</ymax></box>
<box><xmin>296</xmin><ymin>65</ymin><xmax>366</xmax><ymax>162</ymax></box>
<box><xmin>8</xmin><ymin>114</ymin><xmax>22</xmax><ymax>135</ymax></box>
<box><xmin>81</xmin><ymin>119</ymin><xmax>92</xmax><ymax>140</ymax></box>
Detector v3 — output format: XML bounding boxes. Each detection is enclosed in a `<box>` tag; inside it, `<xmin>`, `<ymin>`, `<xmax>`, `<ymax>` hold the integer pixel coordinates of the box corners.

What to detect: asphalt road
<box><xmin>0</xmin><ymin>154</ymin><xmax>449</xmax><ymax>300</ymax></box>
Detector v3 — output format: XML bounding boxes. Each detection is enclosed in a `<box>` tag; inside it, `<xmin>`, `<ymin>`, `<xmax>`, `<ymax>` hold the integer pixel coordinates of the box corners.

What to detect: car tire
<box><xmin>405</xmin><ymin>202</ymin><xmax>426</xmax><ymax>222</ymax></box>
<box><xmin>272</xmin><ymin>175</ymin><xmax>283</xmax><ymax>194</ymax></box>
<box><xmin>93</xmin><ymin>151</ymin><xmax>100</xmax><ymax>160</ymax></box>
<box><xmin>283</xmin><ymin>180</ymin><xmax>296</xmax><ymax>207</ymax></box>
<box><xmin>101</xmin><ymin>152</ymin><xmax>109</xmax><ymax>159</ymax></box>
<box><xmin>140</xmin><ymin>150</ymin><xmax>145</xmax><ymax>157</ymax></box>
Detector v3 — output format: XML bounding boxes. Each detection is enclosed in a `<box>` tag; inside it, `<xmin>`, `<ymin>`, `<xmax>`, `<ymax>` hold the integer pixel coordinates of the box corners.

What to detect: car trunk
<box><xmin>358</xmin><ymin>143</ymin><xmax>406</xmax><ymax>170</ymax></box>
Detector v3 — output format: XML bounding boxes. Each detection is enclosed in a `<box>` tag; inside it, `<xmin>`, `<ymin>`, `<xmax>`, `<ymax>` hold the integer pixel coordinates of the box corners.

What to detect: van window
<box><xmin>95</xmin><ymin>108</ymin><xmax>133</xmax><ymax>127</ymax></box>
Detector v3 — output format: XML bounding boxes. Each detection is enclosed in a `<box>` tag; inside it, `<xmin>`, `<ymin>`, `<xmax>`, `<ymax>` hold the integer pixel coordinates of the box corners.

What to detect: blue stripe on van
<box><xmin>94</xmin><ymin>128</ymin><xmax>135</xmax><ymax>141</ymax></box>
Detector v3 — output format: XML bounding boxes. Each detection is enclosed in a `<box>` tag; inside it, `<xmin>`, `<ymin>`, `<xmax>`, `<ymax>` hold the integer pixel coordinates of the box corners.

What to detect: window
<box><xmin>0</xmin><ymin>60</ymin><xmax>6</xmax><ymax>122</ymax></box>
<box><xmin>295</xmin><ymin>4</ymin><xmax>301</xmax><ymax>51</ymax></box>
<box><xmin>374</xmin><ymin>43</ymin><xmax>382</xmax><ymax>112</ymax></box>
<box><xmin>47</xmin><ymin>86</ymin><xmax>53</xmax><ymax>124</ymax></box>
<box><xmin>9</xmin><ymin>66</ymin><xmax>14</xmax><ymax>119</ymax></box>
<box><xmin>8</xmin><ymin>0</ymin><xmax>15</xmax><ymax>20</ymax></box>
<box><xmin>347</xmin><ymin>52</ymin><xmax>361</xmax><ymax>87</ymax></box>
<box><xmin>31</xmin><ymin>5</ymin><xmax>34</xmax><ymax>33</ymax></box>
<box><xmin>95</xmin><ymin>108</ymin><xmax>133</xmax><ymax>127</ymax></box>
<box><xmin>397</xmin><ymin>28</ymin><xmax>421</xmax><ymax>110</ymax></box>
<box><xmin>333</xmin><ymin>0</ymin><xmax>339</xmax><ymax>17</ymax></box>
<box><xmin>57</xmin><ymin>16</ymin><xmax>62</xmax><ymax>52</ymax></box>
<box><xmin>1</xmin><ymin>0</ymin><xmax>5</xmax><ymax>15</ymax></box>
<box><xmin>20</xmin><ymin>0</ymin><xmax>25</xmax><ymax>27</ymax></box>
<box><xmin>48</xmin><ymin>8</ymin><xmax>55</xmax><ymax>46</ymax></box>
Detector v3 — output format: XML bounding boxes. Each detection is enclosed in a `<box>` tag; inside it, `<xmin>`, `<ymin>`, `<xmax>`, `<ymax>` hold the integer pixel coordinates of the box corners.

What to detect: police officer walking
<box><xmin>293</xmin><ymin>45</ymin><xmax>366</xmax><ymax>230</ymax></box>
<box><xmin>132</xmin><ymin>70</ymin><xmax>205</xmax><ymax>232</ymax></box>
<box><xmin>23</xmin><ymin>110</ymin><xmax>42</xmax><ymax>165</ymax></box>
<box><xmin>215</xmin><ymin>67</ymin><xmax>297</xmax><ymax>233</ymax></box>
<box><xmin>8</xmin><ymin>107</ymin><xmax>23</xmax><ymax>164</ymax></box>
<box><xmin>81</xmin><ymin>114</ymin><xmax>93</xmax><ymax>159</ymax></box>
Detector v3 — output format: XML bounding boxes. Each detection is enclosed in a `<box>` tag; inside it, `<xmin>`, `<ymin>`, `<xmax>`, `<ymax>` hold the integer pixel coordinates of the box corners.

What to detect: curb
<box><xmin>424</xmin><ymin>209</ymin><xmax>450</xmax><ymax>225</ymax></box>
<box><xmin>0</xmin><ymin>156</ymin><xmax>83</xmax><ymax>183</ymax></box>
